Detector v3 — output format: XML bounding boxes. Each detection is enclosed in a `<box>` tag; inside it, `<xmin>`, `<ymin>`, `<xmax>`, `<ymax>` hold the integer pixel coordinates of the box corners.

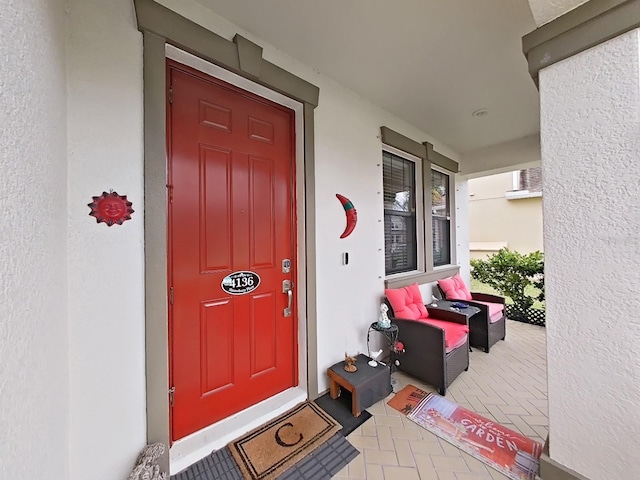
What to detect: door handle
<box><xmin>283</xmin><ymin>280</ymin><xmax>293</xmax><ymax>317</ymax></box>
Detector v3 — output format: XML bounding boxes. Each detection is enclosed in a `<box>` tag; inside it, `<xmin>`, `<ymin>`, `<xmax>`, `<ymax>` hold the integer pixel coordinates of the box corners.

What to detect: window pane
<box><xmin>383</xmin><ymin>152</ymin><xmax>415</xmax><ymax>213</ymax></box>
<box><xmin>383</xmin><ymin>152</ymin><xmax>417</xmax><ymax>275</ymax></box>
<box><xmin>432</xmin><ymin>170</ymin><xmax>451</xmax><ymax>267</ymax></box>
<box><xmin>385</xmin><ymin>214</ymin><xmax>417</xmax><ymax>275</ymax></box>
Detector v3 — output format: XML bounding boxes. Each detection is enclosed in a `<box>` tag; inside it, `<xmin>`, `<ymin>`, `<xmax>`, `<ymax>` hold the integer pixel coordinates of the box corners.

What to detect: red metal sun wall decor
<box><xmin>88</xmin><ymin>191</ymin><xmax>134</xmax><ymax>227</ymax></box>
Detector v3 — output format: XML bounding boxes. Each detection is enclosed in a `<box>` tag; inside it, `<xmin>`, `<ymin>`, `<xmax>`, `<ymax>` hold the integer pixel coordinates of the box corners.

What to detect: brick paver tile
<box><xmin>383</xmin><ymin>465</ymin><xmax>421</xmax><ymax>480</ymax></box>
<box><xmin>413</xmin><ymin>453</ymin><xmax>439</xmax><ymax>479</ymax></box>
<box><xmin>457</xmin><ymin>472</ymin><xmax>498</xmax><ymax>480</ymax></box>
<box><xmin>361</xmin><ymin>417</ymin><xmax>377</xmax><ymax>437</ymax></box>
<box><xmin>390</xmin><ymin>425</ymin><xmax>423</xmax><ymax>440</ymax></box>
<box><xmin>461</xmin><ymin>452</ymin><xmax>489</xmax><ymax>474</ymax></box>
<box><xmin>348</xmin><ymin>433</ymin><xmax>379</xmax><ymax>450</ymax></box>
<box><xmin>436</xmin><ymin>472</ymin><xmax>458</xmax><ymax>480</ymax></box>
<box><xmin>374</xmin><ymin>414</ymin><xmax>404</xmax><ymax>428</ymax></box>
<box><xmin>362</xmin><ymin>448</ymin><xmax>398</xmax><ymax>466</ymax></box>
<box><xmin>392</xmin><ymin>438</ymin><xmax>415</xmax><ymax>467</ymax></box>
<box><xmin>430</xmin><ymin>455</ymin><xmax>471</xmax><ymax>473</ymax></box>
<box><xmin>375</xmin><ymin>425</ymin><xmax>395</xmax><ymax>451</ymax></box>
<box><xmin>522</xmin><ymin>414</ymin><xmax>548</xmax><ymax>426</ymax></box>
<box><xmin>498</xmin><ymin>405</ymin><xmax>530</xmax><ymax>416</ymax></box>
<box><xmin>345</xmin><ymin>449</ymin><xmax>365</xmax><ymax>478</ymax></box>
<box><xmin>364</xmin><ymin>464</ymin><xmax>384</xmax><ymax>480</ymax></box>
<box><xmin>409</xmin><ymin>439</ymin><xmax>445</xmax><ymax>456</ymax></box>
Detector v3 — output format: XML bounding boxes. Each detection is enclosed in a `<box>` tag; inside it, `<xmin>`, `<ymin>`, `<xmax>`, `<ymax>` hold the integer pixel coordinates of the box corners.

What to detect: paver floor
<box><xmin>334</xmin><ymin>320</ymin><xmax>547</xmax><ymax>480</ymax></box>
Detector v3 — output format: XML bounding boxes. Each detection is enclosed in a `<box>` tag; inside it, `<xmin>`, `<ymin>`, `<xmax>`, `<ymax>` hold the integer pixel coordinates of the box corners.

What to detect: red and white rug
<box><xmin>389</xmin><ymin>385</ymin><xmax>542</xmax><ymax>480</ymax></box>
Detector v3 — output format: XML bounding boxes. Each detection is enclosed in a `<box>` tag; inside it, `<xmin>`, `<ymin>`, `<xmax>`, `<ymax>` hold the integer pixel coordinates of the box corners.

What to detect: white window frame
<box><xmin>430</xmin><ymin>164</ymin><xmax>455</xmax><ymax>269</ymax></box>
<box><xmin>383</xmin><ymin>145</ymin><xmax>425</xmax><ymax>279</ymax></box>
<box><xmin>382</xmin><ymin>147</ymin><xmax>458</xmax><ymax>280</ymax></box>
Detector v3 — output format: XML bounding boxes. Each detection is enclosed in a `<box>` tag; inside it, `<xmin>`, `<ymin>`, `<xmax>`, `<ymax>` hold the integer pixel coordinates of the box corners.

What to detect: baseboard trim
<box><xmin>539</xmin><ymin>435</ymin><xmax>590</xmax><ymax>480</ymax></box>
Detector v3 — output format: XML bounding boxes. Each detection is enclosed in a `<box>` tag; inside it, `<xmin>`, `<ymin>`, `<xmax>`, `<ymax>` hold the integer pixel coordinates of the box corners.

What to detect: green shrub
<box><xmin>470</xmin><ymin>249</ymin><xmax>544</xmax><ymax>315</ymax></box>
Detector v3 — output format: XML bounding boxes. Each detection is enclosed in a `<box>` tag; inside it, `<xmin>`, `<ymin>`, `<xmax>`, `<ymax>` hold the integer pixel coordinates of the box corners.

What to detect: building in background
<box><xmin>469</xmin><ymin>167</ymin><xmax>543</xmax><ymax>259</ymax></box>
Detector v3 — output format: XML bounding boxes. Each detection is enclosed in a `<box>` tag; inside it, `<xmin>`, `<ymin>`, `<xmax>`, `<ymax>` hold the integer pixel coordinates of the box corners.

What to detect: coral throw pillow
<box><xmin>437</xmin><ymin>273</ymin><xmax>472</xmax><ymax>301</ymax></box>
<box><xmin>385</xmin><ymin>283</ymin><xmax>429</xmax><ymax>320</ymax></box>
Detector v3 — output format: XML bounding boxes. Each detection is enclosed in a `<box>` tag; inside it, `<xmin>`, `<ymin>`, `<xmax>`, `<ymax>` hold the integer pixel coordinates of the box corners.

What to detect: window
<box><xmin>380</xmin><ymin>126</ymin><xmax>459</xmax><ymax>284</ymax></box>
<box><xmin>517</xmin><ymin>167</ymin><xmax>542</xmax><ymax>192</ymax></box>
<box><xmin>383</xmin><ymin>151</ymin><xmax>418</xmax><ymax>275</ymax></box>
<box><xmin>431</xmin><ymin>169</ymin><xmax>451</xmax><ymax>267</ymax></box>
<box><xmin>506</xmin><ymin>167</ymin><xmax>542</xmax><ymax>200</ymax></box>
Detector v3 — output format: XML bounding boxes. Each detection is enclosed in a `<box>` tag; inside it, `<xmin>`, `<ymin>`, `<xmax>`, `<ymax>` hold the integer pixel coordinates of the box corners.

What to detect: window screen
<box><xmin>383</xmin><ymin>151</ymin><xmax>417</xmax><ymax>275</ymax></box>
<box><xmin>432</xmin><ymin>169</ymin><xmax>451</xmax><ymax>267</ymax></box>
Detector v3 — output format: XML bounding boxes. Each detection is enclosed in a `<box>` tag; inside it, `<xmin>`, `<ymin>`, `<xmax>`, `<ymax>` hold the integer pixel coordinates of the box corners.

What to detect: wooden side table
<box><xmin>327</xmin><ymin>353</ymin><xmax>392</xmax><ymax>417</ymax></box>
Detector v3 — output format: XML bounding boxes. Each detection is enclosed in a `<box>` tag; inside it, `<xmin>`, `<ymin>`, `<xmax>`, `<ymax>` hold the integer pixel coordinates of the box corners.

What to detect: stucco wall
<box><xmin>58</xmin><ymin>0</ymin><xmax>468</xmax><ymax>474</ymax></box>
<box><xmin>0</xmin><ymin>0</ymin><xmax>69</xmax><ymax>478</ymax></box>
<box><xmin>157</xmin><ymin>0</ymin><xmax>464</xmax><ymax>393</ymax></box>
<box><xmin>540</xmin><ymin>29</ymin><xmax>640</xmax><ymax>479</ymax></box>
<box><xmin>469</xmin><ymin>172</ymin><xmax>543</xmax><ymax>256</ymax></box>
<box><xmin>66</xmin><ymin>0</ymin><xmax>146</xmax><ymax>478</ymax></box>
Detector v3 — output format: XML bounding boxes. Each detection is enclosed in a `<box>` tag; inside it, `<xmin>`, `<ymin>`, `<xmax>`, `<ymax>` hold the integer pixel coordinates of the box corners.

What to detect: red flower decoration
<box><xmin>88</xmin><ymin>191</ymin><xmax>134</xmax><ymax>227</ymax></box>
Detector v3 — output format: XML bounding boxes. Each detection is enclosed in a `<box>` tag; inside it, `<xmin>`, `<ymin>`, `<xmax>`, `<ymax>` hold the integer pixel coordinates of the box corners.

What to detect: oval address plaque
<box><xmin>221</xmin><ymin>271</ymin><xmax>261</xmax><ymax>295</ymax></box>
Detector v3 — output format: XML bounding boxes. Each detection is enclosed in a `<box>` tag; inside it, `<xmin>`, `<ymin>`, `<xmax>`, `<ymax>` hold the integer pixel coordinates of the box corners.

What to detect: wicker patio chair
<box><xmin>437</xmin><ymin>274</ymin><xmax>506</xmax><ymax>353</ymax></box>
<box><xmin>384</xmin><ymin>286</ymin><xmax>469</xmax><ymax>396</ymax></box>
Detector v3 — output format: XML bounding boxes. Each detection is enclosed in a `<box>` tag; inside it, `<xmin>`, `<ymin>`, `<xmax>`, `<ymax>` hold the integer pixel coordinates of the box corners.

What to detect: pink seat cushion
<box><xmin>419</xmin><ymin>318</ymin><xmax>469</xmax><ymax>350</ymax></box>
<box><xmin>446</xmin><ymin>333</ymin><xmax>468</xmax><ymax>353</ymax></box>
<box><xmin>474</xmin><ymin>301</ymin><xmax>504</xmax><ymax>322</ymax></box>
<box><xmin>438</xmin><ymin>273</ymin><xmax>472</xmax><ymax>301</ymax></box>
<box><xmin>385</xmin><ymin>283</ymin><xmax>429</xmax><ymax>320</ymax></box>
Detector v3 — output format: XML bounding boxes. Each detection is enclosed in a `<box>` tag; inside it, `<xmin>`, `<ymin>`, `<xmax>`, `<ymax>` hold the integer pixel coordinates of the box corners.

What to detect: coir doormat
<box><xmin>389</xmin><ymin>385</ymin><xmax>543</xmax><ymax>480</ymax></box>
<box><xmin>228</xmin><ymin>401</ymin><xmax>340</xmax><ymax>480</ymax></box>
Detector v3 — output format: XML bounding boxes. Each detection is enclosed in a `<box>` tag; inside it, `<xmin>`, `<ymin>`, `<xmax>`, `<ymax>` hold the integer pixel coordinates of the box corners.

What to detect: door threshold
<box><xmin>170</xmin><ymin>387</ymin><xmax>307</xmax><ymax>474</ymax></box>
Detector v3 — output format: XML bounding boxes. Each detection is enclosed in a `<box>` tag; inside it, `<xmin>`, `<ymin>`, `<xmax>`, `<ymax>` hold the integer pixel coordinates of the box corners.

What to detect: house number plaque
<box><xmin>221</xmin><ymin>271</ymin><xmax>261</xmax><ymax>295</ymax></box>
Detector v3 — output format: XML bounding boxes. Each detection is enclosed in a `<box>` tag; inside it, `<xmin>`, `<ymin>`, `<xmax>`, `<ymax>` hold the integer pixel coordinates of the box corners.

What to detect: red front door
<box><xmin>167</xmin><ymin>61</ymin><xmax>298</xmax><ymax>441</ymax></box>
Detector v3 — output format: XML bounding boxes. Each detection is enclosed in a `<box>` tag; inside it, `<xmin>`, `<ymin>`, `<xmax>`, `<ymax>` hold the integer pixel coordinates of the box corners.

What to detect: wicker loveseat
<box><xmin>437</xmin><ymin>274</ymin><xmax>506</xmax><ymax>353</ymax></box>
<box><xmin>385</xmin><ymin>284</ymin><xmax>469</xmax><ymax>396</ymax></box>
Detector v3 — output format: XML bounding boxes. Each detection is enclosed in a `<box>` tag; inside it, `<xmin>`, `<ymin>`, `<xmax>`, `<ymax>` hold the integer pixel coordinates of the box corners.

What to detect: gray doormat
<box><xmin>314</xmin><ymin>392</ymin><xmax>372</xmax><ymax>437</ymax></box>
<box><xmin>171</xmin><ymin>433</ymin><xmax>359</xmax><ymax>480</ymax></box>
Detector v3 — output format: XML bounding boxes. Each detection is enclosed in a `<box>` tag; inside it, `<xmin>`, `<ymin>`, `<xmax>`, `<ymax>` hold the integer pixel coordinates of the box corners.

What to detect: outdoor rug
<box><xmin>228</xmin><ymin>401</ymin><xmax>341</xmax><ymax>480</ymax></box>
<box><xmin>314</xmin><ymin>391</ymin><xmax>372</xmax><ymax>437</ymax></box>
<box><xmin>170</xmin><ymin>433</ymin><xmax>359</xmax><ymax>480</ymax></box>
<box><xmin>388</xmin><ymin>385</ymin><xmax>543</xmax><ymax>480</ymax></box>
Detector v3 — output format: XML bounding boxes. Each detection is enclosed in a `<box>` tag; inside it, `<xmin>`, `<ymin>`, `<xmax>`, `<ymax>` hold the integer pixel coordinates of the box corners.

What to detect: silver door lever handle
<box><xmin>283</xmin><ymin>280</ymin><xmax>293</xmax><ymax>317</ymax></box>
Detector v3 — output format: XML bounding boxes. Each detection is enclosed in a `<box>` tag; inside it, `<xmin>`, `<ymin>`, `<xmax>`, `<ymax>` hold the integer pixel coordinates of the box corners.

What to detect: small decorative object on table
<box><xmin>344</xmin><ymin>353</ymin><xmax>358</xmax><ymax>372</ymax></box>
<box><xmin>392</xmin><ymin>341</ymin><xmax>405</xmax><ymax>355</ymax></box>
<box><xmin>377</xmin><ymin>303</ymin><xmax>391</xmax><ymax>329</ymax></box>
<box><xmin>368</xmin><ymin>349</ymin><xmax>383</xmax><ymax>367</ymax></box>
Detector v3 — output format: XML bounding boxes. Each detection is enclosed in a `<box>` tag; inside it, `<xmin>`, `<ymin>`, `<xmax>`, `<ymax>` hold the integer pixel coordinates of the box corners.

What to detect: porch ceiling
<box><xmin>195</xmin><ymin>0</ymin><xmax>539</xmax><ymax>153</ymax></box>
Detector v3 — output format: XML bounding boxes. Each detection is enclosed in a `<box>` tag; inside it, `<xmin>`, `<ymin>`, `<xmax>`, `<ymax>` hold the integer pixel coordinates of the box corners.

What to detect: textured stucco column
<box><xmin>0</xmin><ymin>0</ymin><xmax>69</xmax><ymax>478</ymax></box>
<box><xmin>539</xmin><ymin>29</ymin><xmax>640</xmax><ymax>480</ymax></box>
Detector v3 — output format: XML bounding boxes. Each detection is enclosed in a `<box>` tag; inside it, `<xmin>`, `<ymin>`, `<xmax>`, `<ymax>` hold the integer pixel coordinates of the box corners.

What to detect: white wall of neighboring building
<box><xmin>0</xmin><ymin>0</ymin><xmax>69</xmax><ymax>478</ymax></box>
<box><xmin>66</xmin><ymin>0</ymin><xmax>146</xmax><ymax>478</ymax></box>
<box><xmin>468</xmin><ymin>172</ymin><xmax>543</xmax><ymax>258</ymax></box>
<box><xmin>540</xmin><ymin>29</ymin><xmax>640</xmax><ymax>480</ymax></box>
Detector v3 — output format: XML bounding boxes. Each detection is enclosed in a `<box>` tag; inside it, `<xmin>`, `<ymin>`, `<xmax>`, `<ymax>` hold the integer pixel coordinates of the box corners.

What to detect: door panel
<box><xmin>200</xmin><ymin>146</ymin><xmax>232</xmax><ymax>272</ymax></box>
<box><xmin>168</xmin><ymin>62</ymin><xmax>297</xmax><ymax>441</ymax></box>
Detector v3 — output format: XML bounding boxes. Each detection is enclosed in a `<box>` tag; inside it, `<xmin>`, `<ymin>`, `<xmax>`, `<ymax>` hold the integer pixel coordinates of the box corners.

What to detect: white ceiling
<box><xmin>196</xmin><ymin>0</ymin><xmax>540</xmax><ymax>153</ymax></box>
